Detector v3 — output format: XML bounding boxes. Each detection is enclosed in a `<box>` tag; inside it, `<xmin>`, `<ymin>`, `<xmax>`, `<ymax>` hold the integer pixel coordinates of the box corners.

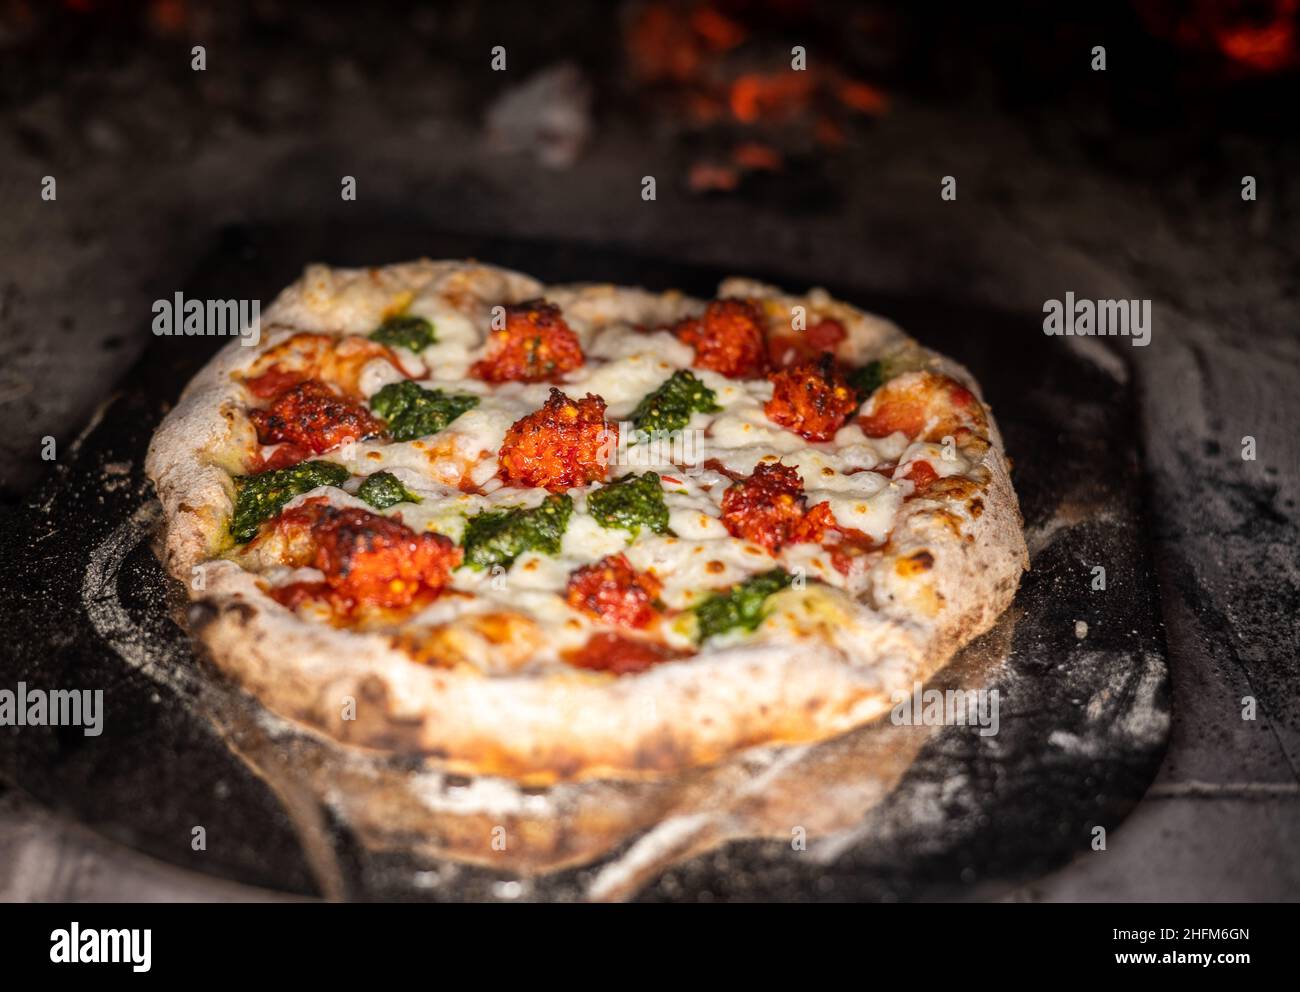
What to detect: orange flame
<box><xmin>1214</xmin><ymin>0</ymin><xmax>1297</xmax><ymax>71</ymax></box>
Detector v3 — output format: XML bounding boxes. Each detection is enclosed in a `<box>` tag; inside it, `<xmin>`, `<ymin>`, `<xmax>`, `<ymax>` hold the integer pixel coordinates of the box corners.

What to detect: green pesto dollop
<box><xmin>629</xmin><ymin>369</ymin><xmax>720</xmax><ymax>437</ymax></box>
<box><xmin>847</xmin><ymin>360</ymin><xmax>887</xmax><ymax>404</ymax></box>
<box><xmin>229</xmin><ymin>460</ymin><xmax>349</xmax><ymax>544</ymax></box>
<box><xmin>461</xmin><ymin>494</ymin><xmax>574</xmax><ymax>570</ymax></box>
<box><xmin>356</xmin><ymin>470</ymin><xmax>422</xmax><ymax>510</ymax></box>
<box><xmin>368</xmin><ymin>315</ymin><xmax>436</xmax><ymax>352</ymax></box>
<box><xmin>369</xmin><ymin>380</ymin><xmax>479</xmax><ymax>442</ymax></box>
<box><xmin>587</xmin><ymin>472</ymin><xmax>670</xmax><ymax>538</ymax></box>
<box><xmin>692</xmin><ymin>568</ymin><xmax>793</xmax><ymax>643</ymax></box>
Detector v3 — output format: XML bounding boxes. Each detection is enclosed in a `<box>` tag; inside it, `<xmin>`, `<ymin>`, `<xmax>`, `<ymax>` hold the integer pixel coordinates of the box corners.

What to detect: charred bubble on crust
<box><xmin>719</xmin><ymin>462</ymin><xmax>834</xmax><ymax>552</ymax></box>
<box><xmin>632</xmin><ymin>733</ymin><xmax>692</xmax><ymax>773</ymax></box>
<box><xmin>673</xmin><ymin>298</ymin><xmax>769</xmax><ymax>380</ymax></box>
<box><xmin>471</xmin><ymin>299</ymin><xmax>584</xmax><ymax>383</ymax></box>
<box><xmin>184</xmin><ymin>601</ymin><xmax>220</xmax><ymax>634</ymax></box>
<box><xmin>930</xmin><ymin>475</ymin><xmax>985</xmax><ymax>499</ymax></box>
<box><xmin>226</xmin><ymin>601</ymin><xmax>258</xmax><ymax>626</ymax></box>
<box><xmin>498</xmin><ymin>388</ymin><xmax>615</xmax><ymax>491</ymax></box>
<box><xmin>764</xmin><ymin>354</ymin><xmax>858</xmax><ymax>442</ymax></box>
<box><xmin>895</xmin><ymin>549</ymin><xmax>936</xmax><ymax>578</ymax></box>
<box><xmin>188</xmin><ymin>599</ymin><xmax>252</xmax><ymax>635</ymax></box>
<box><xmin>357</xmin><ymin>673</ymin><xmax>390</xmax><ymax>704</ymax></box>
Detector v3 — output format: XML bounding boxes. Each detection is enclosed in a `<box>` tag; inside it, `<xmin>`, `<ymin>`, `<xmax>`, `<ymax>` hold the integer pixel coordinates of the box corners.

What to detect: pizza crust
<box><xmin>147</xmin><ymin>261</ymin><xmax>1028</xmax><ymax>784</ymax></box>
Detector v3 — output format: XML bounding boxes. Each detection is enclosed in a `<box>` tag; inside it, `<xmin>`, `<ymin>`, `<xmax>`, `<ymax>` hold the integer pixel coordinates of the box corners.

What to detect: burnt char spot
<box><xmin>223</xmin><ymin>601</ymin><xmax>257</xmax><ymax>626</ymax></box>
<box><xmin>185</xmin><ymin>601</ymin><xmax>220</xmax><ymax>633</ymax></box>
<box><xmin>552</xmin><ymin>754</ymin><xmax>583</xmax><ymax>779</ymax></box>
<box><xmin>357</xmin><ymin>674</ymin><xmax>389</xmax><ymax>704</ymax></box>
<box><xmin>633</xmin><ymin>734</ymin><xmax>685</xmax><ymax>772</ymax></box>
<box><xmin>910</xmin><ymin>550</ymin><xmax>935</xmax><ymax>570</ymax></box>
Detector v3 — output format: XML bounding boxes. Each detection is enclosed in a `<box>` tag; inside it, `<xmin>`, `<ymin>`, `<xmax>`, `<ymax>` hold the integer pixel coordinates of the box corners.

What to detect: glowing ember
<box><xmin>1139</xmin><ymin>0</ymin><xmax>1299</xmax><ymax>75</ymax></box>
<box><xmin>1215</xmin><ymin>6</ymin><xmax>1297</xmax><ymax>71</ymax></box>
<box><xmin>625</xmin><ymin>0</ymin><xmax>890</xmax><ymax>188</ymax></box>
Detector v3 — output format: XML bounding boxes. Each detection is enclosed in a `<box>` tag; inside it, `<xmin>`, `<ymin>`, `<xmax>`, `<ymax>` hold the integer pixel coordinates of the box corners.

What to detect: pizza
<box><xmin>146</xmin><ymin>261</ymin><xmax>1028</xmax><ymax>784</ymax></box>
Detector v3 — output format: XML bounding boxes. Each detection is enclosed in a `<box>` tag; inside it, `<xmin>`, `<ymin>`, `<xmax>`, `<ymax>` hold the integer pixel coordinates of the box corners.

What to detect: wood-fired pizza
<box><xmin>146</xmin><ymin>261</ymin><xmax>1028</xmax><ymax>784</ymax></box>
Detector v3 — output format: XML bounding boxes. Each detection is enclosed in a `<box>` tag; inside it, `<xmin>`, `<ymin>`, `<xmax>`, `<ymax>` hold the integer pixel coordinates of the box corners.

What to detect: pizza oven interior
<box><xmin>0</xmin><ymin>0</ymin><xmax>1294</xmax><ymax>905</ymax></box>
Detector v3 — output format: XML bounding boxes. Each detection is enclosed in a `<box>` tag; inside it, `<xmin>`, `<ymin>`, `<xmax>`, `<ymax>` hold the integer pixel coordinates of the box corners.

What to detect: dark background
<box><xmin>0</xmin><ymin>0</ymin><xmax>1296</xmax><ymax>899</ymax></box>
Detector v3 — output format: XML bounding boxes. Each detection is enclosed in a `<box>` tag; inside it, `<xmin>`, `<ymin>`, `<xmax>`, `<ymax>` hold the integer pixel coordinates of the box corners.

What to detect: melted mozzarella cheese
<box><xmin>247</xmin><ymin>276</ymin><xmax>988</xmax><ymax>658</ymax></box>
<box><xmin>896</xmin><ymin>440</ymin><xmax>972</xmax><ymax>479</ymax></box>
<box><xmin>822</xmin><ymin>482</ymin><xmax>905</xmax><ymax>542</ymax></box>
<box><xmin>565</xmin><ymin>349</ymin><xmax>684</xmax><ymax>419</ymax></box>
<box><xmin>624</xmin><ymin>535</ymin><xmax>772</xmax><ymax>609</ymax></box>
<box><xmin>359</xmin><ymin>357</ymin><xmax>410</xmax><ymax>397</ymax></box>
<box><xmin>587</xmin><ymin>326</ymin><xmax>694</xmax><ymax>366</ymax></box>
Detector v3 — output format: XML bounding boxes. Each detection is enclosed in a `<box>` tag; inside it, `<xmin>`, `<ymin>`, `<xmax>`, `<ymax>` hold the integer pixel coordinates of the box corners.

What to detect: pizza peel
<box><xmin>0</xmin><ymin>224</ymin><xmax>1169</xmax><ymax>901</ymax></box>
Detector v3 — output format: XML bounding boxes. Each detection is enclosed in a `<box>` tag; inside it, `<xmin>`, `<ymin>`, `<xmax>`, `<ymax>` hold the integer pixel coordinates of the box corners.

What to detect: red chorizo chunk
<box><xmin>471</xmin><ymin>299</ymin><xmax>585</xmax><ymax>383</ymax></box>
<box><xmin>563</xmin><ymin>632</ymin><xmax>688</xmax><ymax>675</ymax></box>
<box><xmin>258</xmin><ymin>443</ymin><xmax>313</xmax><ymax>472</ymax></box>
<box><xmin>858</xmin><ymin>370</ymin><xmax>986</xmax><ymax>442</ymax></box>
<box><xmin>269</xmin><ymin>503</ymin><xmax>461</xmax><ymax>614</ymax></box>
<box><xmin>795</xmin><ymin>500</ymin><xmax>837</xmax><ymax>544</ymax></box>
<box><xmin>674</xmin><ymin>298</ymin><xmax>769</xmax><ymax>380</ymax></box>
<box><xmin>248</xmin><ymin>379</ymin><xmax>384</xmax><ymax>457</ymax></box>
<box><xmin>245</xmin><ymin>364</ymin><xmax>307</xmax><ymax>400</ymax></box>
<box><xmin>565</xmin><ymin>553</ymin><xmax>663</xmax><ymax>629</ymax></box>
<box><xmin>766</xmin><ymin>317</ymin><xmax>847</xmax><ymax>368</ymax></box>
<box><xmin>827</xmin><ymin>528</ymin><xmax>882</xmax><ymax>576</ymax></box>
<box><xmin>314</xmin><ymin>508</ymin><xmax>461</xmax><ymax>610</ymax></box>
<box><xmin>720</xmin><ymin>462</ymin><xmax>836</xmax><ymax>552</ymax></box>
<box><xmin>902</xmin><ymin>459</ymin><xmax>939</xmax><ymax>493</ymax></box>
<box><xmin>805</xmin><ymin>318</ymin><xmax>847</xmax><ymax>352</ymax></box>
<box><xmin>764</xmin><ymin>355</ymin><xmax>858</xmax><ymax>442</ymax></box>
<box><xmin>498</xmin><ymin>388</ymin><xmax>616</xmax><ymax>491</ymax></box>
<box><xmin>243</xmin><ymin>332</ymin><xmax>397</xmax><ymax>398</ymax></box>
